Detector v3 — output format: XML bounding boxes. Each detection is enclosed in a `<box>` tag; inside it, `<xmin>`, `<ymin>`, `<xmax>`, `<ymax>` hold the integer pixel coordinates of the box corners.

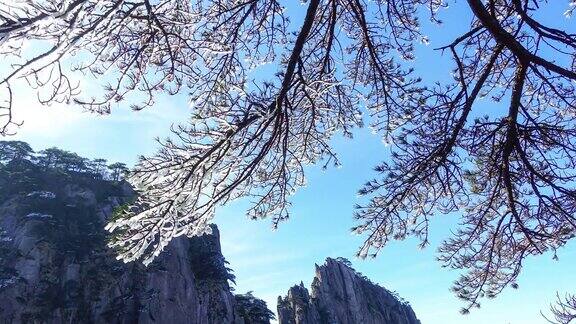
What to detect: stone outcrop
<box><xmin>0</xmin><ymin>159</ymin><xmax>266</xmax><ymax>323</ymax></box>
<box><xmin>277</xmin><ymin>258</ymin><xmax>420</xmax><ymax>324</ymax></box>
<box><xmin>0</xmin><ymin>145</ymin><xmax>419</xmax><ymax>324</ymax></box>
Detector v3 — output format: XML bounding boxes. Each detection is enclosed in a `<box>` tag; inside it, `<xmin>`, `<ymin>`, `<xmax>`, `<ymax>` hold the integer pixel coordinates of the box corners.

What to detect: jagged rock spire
<box><xmin>277</xmin><ymin>258</ymin><xmax>420</xmax><ymax>324</ymax></box>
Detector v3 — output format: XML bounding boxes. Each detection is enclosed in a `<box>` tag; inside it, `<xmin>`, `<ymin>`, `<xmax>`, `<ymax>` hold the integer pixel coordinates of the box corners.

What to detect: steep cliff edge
<box><xmin>0</xmin><ymin>155</ymin><xmax>271</xmax><ymax>324</ymax></box>
<box><xmin>277</xmin><ymin>258</ymin><xmax>420</xmax><ymax>324</ymax></box>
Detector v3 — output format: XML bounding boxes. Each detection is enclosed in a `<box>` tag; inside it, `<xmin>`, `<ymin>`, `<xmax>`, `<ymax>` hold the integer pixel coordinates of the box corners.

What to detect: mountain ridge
<box><xmin>0</xmin><ymin>141</ymin><xmax>419</xmax><ymax>324</ymax></box>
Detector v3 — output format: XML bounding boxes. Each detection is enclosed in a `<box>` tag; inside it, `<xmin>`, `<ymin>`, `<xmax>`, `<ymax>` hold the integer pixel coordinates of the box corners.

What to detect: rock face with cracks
<box><xmin>277</xmin><ymin>258</ymin><xmax>420</xmax><ymax>324</ymax></box>
<box><xmin>0</xmin><ymin>159</ymin><xmax>265</xmax><ymax>323</ymax></box>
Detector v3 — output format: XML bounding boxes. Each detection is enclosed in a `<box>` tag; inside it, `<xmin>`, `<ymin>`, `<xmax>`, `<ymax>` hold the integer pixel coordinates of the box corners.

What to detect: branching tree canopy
<box><xmin>546</xmin><ymin>294</ymin><xmax>576</xmax><ymax>324</ymax></box>
<box><xmin>1</xmin><ymin>0</ymin><xmax>575</xmax><ymax>313</ymax></box>
<box><xmin>108</xmin><ymin>162</ymin><xmax>129</xmax><ymax>181</ymax></box>
<box><xmin>0</xmin><ymin>140</ymin><xmax>33</xmax><ymax>163</ymax></box>
<box><xmin>37</xmin><ymin>147</ymin><xmax>89</xmax><ymax>171</ymax></box>
<box><xmin>235</xmin><ymin>291</ymin><xmax>276</xmax><ymax>323</ymax></box>
<box><xmin>0</xmin><ymin>141</ymin><xmax>128</xmax><ymax>180</ymax></box>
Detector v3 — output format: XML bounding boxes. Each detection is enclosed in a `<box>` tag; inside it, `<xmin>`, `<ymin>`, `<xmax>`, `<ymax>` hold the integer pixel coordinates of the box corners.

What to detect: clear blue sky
<box><xmin>7</xmin><ymin>1</ymin><xmax>576</xmax><ymax>323</ymax></box>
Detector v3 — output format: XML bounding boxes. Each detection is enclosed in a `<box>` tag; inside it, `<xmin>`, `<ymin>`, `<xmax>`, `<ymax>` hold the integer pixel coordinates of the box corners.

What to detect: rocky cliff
<box><xmin>277</xmin><ymin>258</ymin><xmax>420</xmax><ymax>324</ymax></box>
<box><xmin>0</xmin><ymin>155</ymin><xmax>272</xmax><ymax>324</ymax></box>
<box><xmin>0</xmin><ymin>142</ymin><xmax>419</xmax><ymax>324</ymax></box>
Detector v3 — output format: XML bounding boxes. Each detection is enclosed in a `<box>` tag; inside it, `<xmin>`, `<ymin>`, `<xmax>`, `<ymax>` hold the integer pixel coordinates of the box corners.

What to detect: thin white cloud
<box><xmin>12</xmin><ymin>100</ymin><xmax>92</xmax><ymax>138</ymax></box>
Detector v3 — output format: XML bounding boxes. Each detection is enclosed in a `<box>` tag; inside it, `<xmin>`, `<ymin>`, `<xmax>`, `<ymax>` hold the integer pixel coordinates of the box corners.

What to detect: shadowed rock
<box><xmin>0</xmin><ymin>159</ymin><xmax>269</xmax><ymax>323</ymax></box>
<box><xmin>277</xmin><ymin>258</ymin><xmax>420</xmax><ymax>324</ymax></box>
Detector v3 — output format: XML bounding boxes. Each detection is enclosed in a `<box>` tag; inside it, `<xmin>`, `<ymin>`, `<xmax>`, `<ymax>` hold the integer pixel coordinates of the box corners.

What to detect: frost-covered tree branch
<box><xmin>545</xmin><ymin>293</ymin><xmax>576</xmax><ymax>324</ymax></box>
<box><xmin>355</xmin><ymin>0</ymin><xmax>576</xmax><ymax>313</ymax></box>
<box><xmin>104</xmin><ymin>0</ymin><xmax>423</xmax><ymax>265</ymax></box>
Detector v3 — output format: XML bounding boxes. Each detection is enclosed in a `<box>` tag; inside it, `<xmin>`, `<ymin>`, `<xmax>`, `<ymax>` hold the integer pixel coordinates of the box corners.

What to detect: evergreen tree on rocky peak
<box><xmin>90</xmin><ymin>158</ymin><xmax>108</xmax><ymax>178</ymax></box>
<box><xmin>37</xmin><ymin>148</ymin><xmax>88</xmax><ymax>173</ymax></box>
<box><xmin>0</xmin><ymin>141</ymin><xmax>33</xmax><ymax>164</ymax></box>
<box><xmin>2</xmin><ymin>0</ymin><xmax>576</xmax><ymax>313</ymax></box>
<box><xmin>235</xmin><ymin>291</ymin><xmax>275</xmax><ymax>324</ymax></box>
<box><xmin>0</xmin><ymin>141</ymin><xmax>128</xmax><ymax>182</ymax></box>
<box><xmin>108</xmin><ymin>162</ymin><xmax>129</xmax><ymax>182</ymax></box>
